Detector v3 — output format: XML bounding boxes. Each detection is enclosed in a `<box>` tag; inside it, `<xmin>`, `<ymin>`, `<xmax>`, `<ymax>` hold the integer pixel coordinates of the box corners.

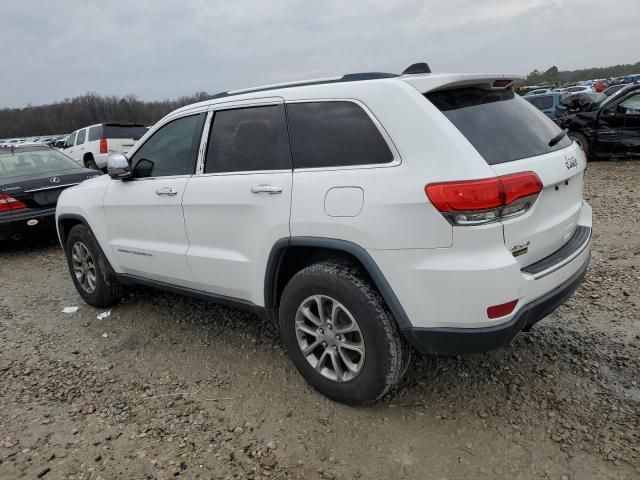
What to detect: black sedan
<box><xmin>555</xmin><ymin>84</ymin><xmax>640</xmax><ymax>160</ymax></box>
<box><xmin>0</xmin><ymin>144</ymin><xmax>101</xmax><ymax>241</ymax></box>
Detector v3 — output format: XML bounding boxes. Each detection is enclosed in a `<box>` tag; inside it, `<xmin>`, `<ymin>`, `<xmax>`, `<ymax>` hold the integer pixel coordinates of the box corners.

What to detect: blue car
<box><xmin>525</xmin><ymin>91</ymin><xmax>568</xmax><ymax>119</ymax></box>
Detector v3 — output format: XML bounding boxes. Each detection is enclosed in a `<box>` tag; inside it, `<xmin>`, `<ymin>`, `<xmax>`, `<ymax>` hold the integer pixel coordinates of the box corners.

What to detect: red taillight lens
<box><xmin>425</xmin><ymin>172</ymin><xmax>542</xmax><ymax>225</ymax></box>
<box><xmin>0</xmin><ymin>193</ymin><xmax>27</xmax><ymax>212</ymax></box>
<box><xmin>425</xmin><ymin>178</ymin><xmax>502</xmax><ymax>212</ymax></box>
<box><xmin>99</xmin><ymin>138</ymin><xmax>108</xmax><ymax>154</ymax></box>
<box><xmin>501</xmin><ymin>172</ymin><xmax>543</xmax><ymax>205</ymax></box>
<box><xmin>487</xmin><ymin>299</ymin><xmax>518</xmax><ymax>319</ymax></box>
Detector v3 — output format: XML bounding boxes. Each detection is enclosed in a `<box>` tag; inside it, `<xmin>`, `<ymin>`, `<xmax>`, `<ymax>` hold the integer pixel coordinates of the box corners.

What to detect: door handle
<box><xmin>156</xmin><ymin>187</ymin><xmax>178</xmax><ymax>196</ymax></box>
<box><xmin>251</xmin><ymin>184</ymin><xmax>283</xmax><ymax>194</ymax></box>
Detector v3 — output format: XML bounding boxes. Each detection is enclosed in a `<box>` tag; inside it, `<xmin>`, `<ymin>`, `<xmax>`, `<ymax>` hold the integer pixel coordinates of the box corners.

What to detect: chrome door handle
<box><xmin>156</xmin><ymin>187</ymin><xmax>178</xmax><ymax>196</ymax></box>
<box><xmin>251</xmin><ymin>184</ymin><xmax>283</xmax><ymax>194</ymax></box>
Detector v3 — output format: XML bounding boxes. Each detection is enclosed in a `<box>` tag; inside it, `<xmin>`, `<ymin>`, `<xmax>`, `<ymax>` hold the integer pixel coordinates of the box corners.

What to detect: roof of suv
<box><xmin>171</xmin><ymin>70</ymin><xmax>526</xmax><ymax>117</ymax></box>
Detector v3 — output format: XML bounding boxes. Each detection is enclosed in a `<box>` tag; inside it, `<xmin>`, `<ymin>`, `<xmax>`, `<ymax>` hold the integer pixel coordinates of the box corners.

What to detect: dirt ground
<box><xmin>0</xmin><ymin>162</ymin><xmax>639</xmax><ymax>480</ymax></box>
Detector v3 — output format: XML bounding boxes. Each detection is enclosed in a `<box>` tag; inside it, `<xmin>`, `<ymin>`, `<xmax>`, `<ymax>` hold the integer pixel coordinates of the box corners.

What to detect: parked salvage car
<box><xmin>56</xmin><ymin>64</ymin><xmax>592</xmax><ymax>405</ymax></box>
<box><xmin>0</xmin><ymin>144</ymin><xmax>101</xmax><ymax>241</ymax></box>
<box><xmin>63</xmin><ymin>122</ymin><xmax>148</xmax><ymax>170</ymax></box>
<box><xmin>555</xmin><ymin>91</ymin><xmax>607</xmax><ymax>117</ymax></box>
<box><xmin>555</xmin><ymin>83</ymin><xmax>640</xmax><ymax>159</ymax></box>
<box><xmin>525</xmin><ymin>91</ymin><xmax>567</xmax><ymax>119</ymax></box>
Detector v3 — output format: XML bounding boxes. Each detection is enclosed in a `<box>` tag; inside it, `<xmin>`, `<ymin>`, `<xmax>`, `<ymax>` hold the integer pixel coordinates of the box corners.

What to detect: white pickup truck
<box><xmin>62</xmin><ymin>122</ymin><xmax>148</xmax><ymax>170</ymax></box>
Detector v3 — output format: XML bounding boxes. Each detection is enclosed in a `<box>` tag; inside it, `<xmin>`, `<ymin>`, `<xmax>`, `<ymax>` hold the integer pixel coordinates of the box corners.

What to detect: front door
<box><xmin>182</xmin><ymin>100</ymin><xmax>293</xmax><ymax>305</ymax></box>
<box><xmin>103</xmin><ymin>112</ymin><xmax>206</xmax><ymax>288</ymax></box>
<box><xmin>617</xmin><ymin>91</ymin><xmax>640</xmax><ymax>157</ymax></box>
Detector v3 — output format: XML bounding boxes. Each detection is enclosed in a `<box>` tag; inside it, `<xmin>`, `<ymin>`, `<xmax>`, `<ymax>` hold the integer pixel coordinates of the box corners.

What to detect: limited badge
<box><xmin>510</xmin><ymin>241</ymin><xmax>530</xmax><ymax>257</ymax></box>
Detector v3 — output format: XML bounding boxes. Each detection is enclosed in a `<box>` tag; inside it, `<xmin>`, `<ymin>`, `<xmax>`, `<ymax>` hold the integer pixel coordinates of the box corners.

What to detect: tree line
<box><xmin>0</xmin><ymin>92</ymin><xmax>214</xmax><ymax>139</ymax></box>
<box><xmin>526</xmin><ymin>61</ymin><xmax>640</xmax><ymax>86</ymax></box>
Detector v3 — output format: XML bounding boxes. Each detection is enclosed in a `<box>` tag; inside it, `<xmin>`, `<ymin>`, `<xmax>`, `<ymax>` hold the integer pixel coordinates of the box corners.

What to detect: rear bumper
<box><xmin>0</xmin><ymin>208</ymin><xmax>56</xmax><ymax>240</ymax></box>
<box><xmin>402</xmin><ymin>251</ymin><xmax>590</xmax><ymax>355</ymax></box>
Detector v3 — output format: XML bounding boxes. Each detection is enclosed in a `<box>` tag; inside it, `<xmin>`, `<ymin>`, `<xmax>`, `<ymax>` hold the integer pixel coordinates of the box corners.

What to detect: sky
<box><xmin>1</xmin><ymin>0</ymin><xmax>638</xmax><ymax>108</ymax></box>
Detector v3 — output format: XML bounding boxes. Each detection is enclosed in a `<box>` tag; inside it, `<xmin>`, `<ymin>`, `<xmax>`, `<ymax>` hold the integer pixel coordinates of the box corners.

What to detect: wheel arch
<box><xmin>57</xmin><ymin>213</ymin><xmax>90</xmax><ymax>247</ymax></box>
<box><xmin>264</xmin><ymin>237</ymin><xmax>413</xmax><ymax>330</ymax></box>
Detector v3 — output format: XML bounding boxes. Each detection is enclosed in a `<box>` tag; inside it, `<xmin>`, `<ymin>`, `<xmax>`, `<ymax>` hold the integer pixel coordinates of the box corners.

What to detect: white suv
<box><xmin>56</xmin><ymin>65</ymin><xmax>592</xmax><ymax>405</ymax></box>
<box><xmin>62</xmin><ymin>122</ymin><xmax>148</xmax><ymax>170</ymax></box>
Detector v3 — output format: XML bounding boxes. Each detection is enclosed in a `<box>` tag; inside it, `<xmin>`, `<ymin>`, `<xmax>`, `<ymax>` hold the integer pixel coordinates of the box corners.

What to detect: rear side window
<box><xmin>426</xmin><ymin>88</ymin><xmax>572</xmax><ymax>165</ymax></box>
<box><xmin>130</xmin><ymin>114</ymin><xmax>204</xmax><ymax>178</ymax></box>
<box><xmin>88</xmin><ymin>126</ymin><xmax>103</xmax><ymax>142</ymax></box>
<box><xmin>103</xmin><ymin>125</ymin><xmax>148</xmax><ymax>140</ymax></box>
<box><xmin>286</xmin><ymin>101</ymin><xmax>393</xmax><ymax>168</ymax></box>
<box><xmin>204</xmin><ymin>105</ymin><xmax>292</xmax><ymax>173</ymax></box>
<box><xmin>76</xmin><ymin>129</ymin><xmax>86</xmax><ymax>145</ymax></box>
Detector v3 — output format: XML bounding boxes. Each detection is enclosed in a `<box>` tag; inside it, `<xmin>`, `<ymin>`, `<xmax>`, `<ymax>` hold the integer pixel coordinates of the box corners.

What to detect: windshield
<box><xmin>593</xmin><ymin>86</ymin><xmax>632</xmax><ymax>110</ymax></box>
<box><xmin>0</xmin><ymin>147</ymin><xmax>80</xmax><ymax>179</ymax></box>
<box><xmin>426</xmin><ymin>87</ymin><xmax>572</xmax><ymax>165</ymax></box>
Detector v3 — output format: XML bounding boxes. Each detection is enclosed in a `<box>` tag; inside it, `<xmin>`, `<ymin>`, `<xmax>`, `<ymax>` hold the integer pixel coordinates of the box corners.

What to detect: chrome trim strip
<box><xmin>195</xmin><ymin>111</ymin><xmax>213</xmax><ymax>174</ymax></box>
<box><xmin>25</xmin><ymin>183</ymin><xmax>78</xmax><ymax>193</ymax></box>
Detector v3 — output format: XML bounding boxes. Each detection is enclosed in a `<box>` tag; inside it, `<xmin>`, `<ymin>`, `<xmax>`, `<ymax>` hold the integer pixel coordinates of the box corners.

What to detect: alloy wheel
<box><xmin>71</xmin><ymin>241</ymin><xmax>97</xmax><ymax>294</ymax></box>
<box><xmin>295</xmin><ymin>295</ymin><xmax>365</xmax><ymax>382</ymax></box>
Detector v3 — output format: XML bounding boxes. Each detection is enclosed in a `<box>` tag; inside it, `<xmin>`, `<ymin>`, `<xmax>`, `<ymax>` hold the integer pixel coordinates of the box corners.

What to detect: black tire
<box><xmin>279</xmin><ymin>261</ymin><xmax>411</xmax><ymax>405</ymax></box>
<box><xmin>569</xmin><ymin>131</ymin><xmax>590</xmax><ymax>159</ymax></box>
<box><xmin>84</xmin><ymin>156</ymin><xmax>98</xmax><ymax>170</ymax></box>
<box><xmin>65</xmin><ymin>224</ymin><xmax>121</xmax><ymax>308</ymax></box>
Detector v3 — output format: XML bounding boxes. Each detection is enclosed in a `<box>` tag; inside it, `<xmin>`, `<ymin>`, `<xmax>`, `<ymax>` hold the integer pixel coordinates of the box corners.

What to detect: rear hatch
<box><xmin>102</xmin><ymin>124</ymin><xmax>148</xmax><ymax>154</ymax></box>
<box><xmin>423</xmin><ymin>82</ymin><xmax>584</xmax><ymax>268</ymax></box>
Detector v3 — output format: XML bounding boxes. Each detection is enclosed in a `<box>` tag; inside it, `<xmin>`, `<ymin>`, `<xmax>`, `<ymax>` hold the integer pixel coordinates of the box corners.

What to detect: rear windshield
<box><xmin>426</xmin><ymin>87</ymin><xmax>572</xmax><ymax>165</ymax></box>
<box><xmin>0</xmin><ymin>148</ymin><xmax>79</xmax><ymax>179</ymax></box>
<box><xmin>102</xmin><ymin>125</ymin><xmax>147</xmax><ymax>140</ymax></box>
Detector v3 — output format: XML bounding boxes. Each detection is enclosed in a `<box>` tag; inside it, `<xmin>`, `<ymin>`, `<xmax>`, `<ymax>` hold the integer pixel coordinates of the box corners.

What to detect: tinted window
<box><xmin>426</xmin><ymin>87</ymin><xmax>572</xmax><ymax>165</ymax></box>
<box><xmin>76</xmin><ymin>129</ymin><xmax>86</xmax><ymax>145</ymax></box>
<box><xmin>130</xmin><ymin>114</ymin><xmax>204</xmax><ymax>178</ymax></box>
<box><xmin>104</xmin><ymin>125</ymin><xmax>147</xmax><ymax>140</ymax></box>
<box><xmin>65</xmin><ymin>132</ymin><xmax>77</xmax><ymax>147</ymax></box>
<box><xmin>528</xmin><ymin>95</ymin><xmax>554</xmax><ymax>110</ymax></box>
<box><xmin>88</xmin><ymin>126</ymin><xmax>103</xmax><ymax>141</ymax></box>
<box><xmin>204</xmin><ymin>105</ymin><xmax>291</xmax><ymax>173</ymax></box>
<box><xmin>286</xmin><ymin>101</ymin><xmax>393</xmax><ymax>168</ymax></box>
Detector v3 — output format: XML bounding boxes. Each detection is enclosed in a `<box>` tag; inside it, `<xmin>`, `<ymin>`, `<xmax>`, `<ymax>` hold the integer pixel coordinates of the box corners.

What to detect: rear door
<box><xmin>182</xmin><ymin>99</ymin><xmax>293</xmax><ymax>304</ymax></box>
<box><xmin>103</xmin><ymin>113</ymin><xmax>205</xmax><ymax>288</ymax></box>
<box><xmin>425</xmin><ymin>85</ymin><xmax>585</xmax><ymax>267</ymax></box>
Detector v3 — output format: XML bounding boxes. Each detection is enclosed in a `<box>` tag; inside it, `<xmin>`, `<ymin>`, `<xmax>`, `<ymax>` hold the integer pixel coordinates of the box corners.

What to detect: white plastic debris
<box><xmin>62</xmin><ymin>306</ymin><xmax>79</xmax><ymax>314</ymax></box>
<box><xmin>96</xmin><ymin>310</ymin><xmax>111</xmax><ymax>320</ymax></box>
<box><xmin>102</xmin><ymin>332</ymin><xmax>109</xmax><ymax>338</ymax></box>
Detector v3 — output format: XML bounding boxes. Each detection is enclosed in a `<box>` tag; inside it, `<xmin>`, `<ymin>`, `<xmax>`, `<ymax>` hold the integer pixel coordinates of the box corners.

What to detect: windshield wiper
<box><xmin>548</xmin><ymin>128</ymin><xmax>568</xmax><ymax>147</ymax></box>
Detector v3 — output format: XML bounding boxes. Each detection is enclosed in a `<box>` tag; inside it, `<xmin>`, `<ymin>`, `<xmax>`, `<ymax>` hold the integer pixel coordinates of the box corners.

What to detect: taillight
<box><xmin>99</xmin><ymin>138</ymin><xmax>108</xmax><ymax>154</ymax></box>
<box><xmin>425</xmin><ymin>172</ymin><xmax>542</xmax><ymax>225</ymax></box>
<box><xmin>0</xmin><ymin>193</ymin><xmax>27</xmax><ymax>212</ymax></box>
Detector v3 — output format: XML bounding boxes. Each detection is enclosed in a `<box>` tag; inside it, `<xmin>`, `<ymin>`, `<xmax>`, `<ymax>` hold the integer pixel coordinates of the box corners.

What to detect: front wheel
<box><xmin>279</xmin><ymin>262</ymin><xmax>410</xmax><ymax>405</ymax></box>
<box><xmin>65</xmin><ymin>224</ymin><xmax>121</xmax><ymax>307</ymax></box>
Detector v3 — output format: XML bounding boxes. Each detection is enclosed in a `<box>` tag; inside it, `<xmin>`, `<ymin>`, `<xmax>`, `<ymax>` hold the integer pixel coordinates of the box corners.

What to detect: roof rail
<box><xmin>211</xmin><ymin>71</ymin><xmax>399</xmax><ymax>99</ymax></box>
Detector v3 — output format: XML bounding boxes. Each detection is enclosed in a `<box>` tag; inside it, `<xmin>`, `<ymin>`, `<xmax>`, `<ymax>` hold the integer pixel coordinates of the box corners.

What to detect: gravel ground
<box><xmin>0</xmin><ymin>162</ymin><xmax>639</xmax><ymax>480</ymax></box>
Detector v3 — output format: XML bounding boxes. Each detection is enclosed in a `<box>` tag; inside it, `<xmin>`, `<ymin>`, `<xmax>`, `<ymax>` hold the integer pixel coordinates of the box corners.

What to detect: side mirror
<box><xmin>107</xmin><ymin>152</ymin><xmax>132</xmax><ymax>180</ymax></box>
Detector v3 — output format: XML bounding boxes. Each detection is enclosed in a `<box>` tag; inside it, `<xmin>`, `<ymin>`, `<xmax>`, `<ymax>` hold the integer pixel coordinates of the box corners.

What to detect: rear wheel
<box><xmin>84</xmin><ymin>156</ymin><xmax>98</xmax><ymax>170</ymax></box>
<box><xmin>279</xmin><ymin>262</ymin><xmax>410</xmax><ymax>405</ymax></box>
<box><xmin>65</xmin><ymin>224</ymin><xmax>121</xmax><ymax>307</ymax></box>
<box><xmin>569</xmin><ymin>131</ymin><xmax>590</xmax><ymax>159</ymax></box>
